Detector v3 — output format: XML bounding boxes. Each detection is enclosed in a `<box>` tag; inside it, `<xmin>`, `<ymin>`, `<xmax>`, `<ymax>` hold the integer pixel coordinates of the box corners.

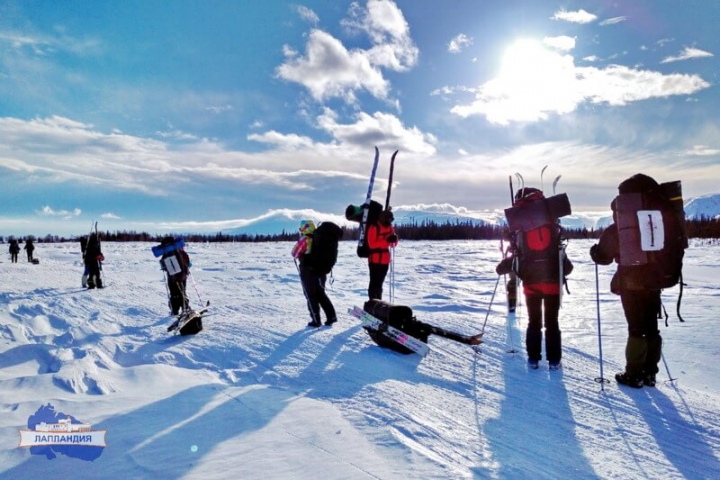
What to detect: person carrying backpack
<box><xmin>497</xmin><ymin>187</ymin><xmax>573</xmax><ymax>371</ymax></box>
<box><xmin>9</xmin><ymin>238</ymin><xmax>20</xmax><ymax>263</ymax></box>
<box><xmin>367</xmin><ymin>209</ymin><xmax>398</xmax><ymax>300</ymax></box>
<box><xmin>24</xmin><ymin>238</ymin><xmax>35</xmax><ymax>262</ymax></box>
<box><xmin>590</xmin><ymin>173</ymin><xmax>687</xmax><ymax>388</ymax></box>
<box><xmin>158</xmin><ymin>236</ymin><xmax>191</xmax><ymax>315</ymax></box>
<box><xmin>83</xmin><ymin>233</ymin><xmax>104</xmax><ymax>289</ymax></box>
<box><xmin>292</xmin><ymin>220</ymin><xmax>342</xmax><ymax>328</ymax></box>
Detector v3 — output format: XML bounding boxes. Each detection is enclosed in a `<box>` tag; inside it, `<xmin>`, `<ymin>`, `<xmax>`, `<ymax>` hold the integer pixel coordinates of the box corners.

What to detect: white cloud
<box><xmin>448</xmin><ymin>34</ymin><xmax>473</xmax><ymax>54</ymax></box>
<box><xmin>247</xmin><ymin>131</ymin><xmax>316</xmax><ymax>149</ymax></box>
<box><xmin>100</xmin><ymin>212</ymin><xmax>121</xmax><ymax>219</ymax></box>
<box><xmin>448</xmin><ymin>40</ymin><xmax>710</xmax><ymax>125</ymax></box>
<box><xmin>276</xmin><ymin>29</ymin><xmax>388</xmax><ymax>103</ymax></box>
<box><xmin>543</xmin><ymin>36</ymin><xmax>575</xmax><ymax>51</ymax></box>
<box><xmin>600</xmin><ymin>16</ymin><xmax>627</xmax><ymax>26</ymax></box>
<box><xmin>38</xmin><ymin>205</ymin><xmax>82</xmax><ymax>218</ymax></box>
<box><xmin>277</xmin><ymin>0</ymin><xmax>417</xmax><ymax>103</ymax></box>
<box><xmin>296</xmin><ymin>6</ymin><xmax>319</xmax><ymax>25</ymax></box>
<box><xmin>661</xmin><ymin>47</ymin><xmax>714</xmax><ymax>64</ymax></box>
<box><xmin>315</xmin><ymin>108</ymin><xmax>436</xmax><ymax>155</ymax></box>
<box><xmin>551</xmin><ymin>9</ymin><xmax>597</xmax><ymax>24</ymax></box>
<box><xmin>685</xmin><ymin>145</ymin><xmax>720</xmax><ymax>156</ymax></box>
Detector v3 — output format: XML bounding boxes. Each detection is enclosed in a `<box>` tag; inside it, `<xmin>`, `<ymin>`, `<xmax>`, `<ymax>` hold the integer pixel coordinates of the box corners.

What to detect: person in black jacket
<box><xmin>292</xmin><ymin>220</ymin><xmax>337</xmax><ymax>328</ymax></box>
<box><xmin>159</xmin><ymin>237</ymin><xmax>191</xmax><ymax>315</ymax></box>
<box><xmin>83</xmin><ymin>233</ymin><xmax>104</xmax><ymax>289</ymax></box>
<box><xmin>590</xmin><ymin>174</ymin><xmax>665</xmax><ymax>388</ymax></box>
<box><xmin>24</xmin><ymin>238</ymin><xmax>35</xmax><ymax>262</ymax></box>
<box><xmin>9</xmin><ymin>238</ymin><xmax>20</xmax><ymax>263</ymax></box>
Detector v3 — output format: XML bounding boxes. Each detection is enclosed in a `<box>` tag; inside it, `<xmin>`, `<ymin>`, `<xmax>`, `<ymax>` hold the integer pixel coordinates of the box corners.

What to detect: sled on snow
<box><xmin>349</xmin><ymin>300</ymin><xmax>482</xmax><ymax>356</ymax></box>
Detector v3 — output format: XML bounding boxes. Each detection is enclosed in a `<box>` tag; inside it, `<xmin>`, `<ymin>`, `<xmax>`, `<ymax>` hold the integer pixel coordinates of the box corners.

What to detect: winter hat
<box><xmin>299</xmin><ymin>220</ymin><xmax>316</xmax><ymax>235</ymax></box>
<box><xmin>618</xmin><ymin>173</ymin><xmax>660</xmax><ymax>194</ymax></box>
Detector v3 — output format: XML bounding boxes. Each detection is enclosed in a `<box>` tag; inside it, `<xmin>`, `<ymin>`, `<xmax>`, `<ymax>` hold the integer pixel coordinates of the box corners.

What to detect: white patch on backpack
<box><xmin>637</xmin><ymin>210</ymin><xmax>665</xmax><ymax>251</ymax></box>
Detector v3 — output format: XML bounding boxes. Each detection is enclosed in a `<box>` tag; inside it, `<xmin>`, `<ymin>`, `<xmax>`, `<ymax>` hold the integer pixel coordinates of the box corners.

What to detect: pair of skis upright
<box><xmin>356</xmin><ymin>147</ymin><xmax>398</xmax><ymax>256</ymax></box>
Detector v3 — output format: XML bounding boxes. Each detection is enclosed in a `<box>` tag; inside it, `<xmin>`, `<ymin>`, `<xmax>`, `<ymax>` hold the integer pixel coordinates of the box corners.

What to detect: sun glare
<box><xmin>481</xmin><ymin>38</ymin><xmax>580</xmax><ymax>123</ymax></box>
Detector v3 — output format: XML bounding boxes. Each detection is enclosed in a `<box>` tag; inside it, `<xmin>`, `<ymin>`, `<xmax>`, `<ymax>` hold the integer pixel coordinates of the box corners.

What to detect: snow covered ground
<box><xmin>0</xmin><ymin>239</ymin><xmax>718</xmax><ymax>479</ymax></box>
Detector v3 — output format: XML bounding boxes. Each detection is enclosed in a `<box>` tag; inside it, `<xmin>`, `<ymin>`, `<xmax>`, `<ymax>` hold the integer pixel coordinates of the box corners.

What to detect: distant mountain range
<box><xmin>225</xmin><ymin>194</ymin><xmax>720</xmax><ymax>236</ymax></box>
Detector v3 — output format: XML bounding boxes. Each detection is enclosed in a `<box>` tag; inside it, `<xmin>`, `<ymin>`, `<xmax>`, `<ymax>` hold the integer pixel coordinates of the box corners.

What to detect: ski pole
<box><xmin>389</xmin><ymin>247</ymin><xmax>395</xmax><ymax>303</ymax></box>
<box><xmin>661</xmin><ymin>352</ymin><xmax>677</xmax><ymax>384</ymax></box>
<box><xmin>594</xmin><ymin>263</ymin><xmax>608</xmax><ymax>389</ymax></box>
<box><xmin>481</xmin><ymin>275</ymin><xmax>501</xmax><ymax>335</ymax></box>
<box><xmin>188</xmin><ymin>270</ymin><xmax>208</xmax><ymax>308</ymax></box>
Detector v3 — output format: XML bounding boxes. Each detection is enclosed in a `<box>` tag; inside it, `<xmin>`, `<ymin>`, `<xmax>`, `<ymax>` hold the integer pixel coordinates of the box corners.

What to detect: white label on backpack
<box><xmin>163</xmin><ymin>256</ymin><xmax>182</xmax><ymax>275</ymax></box>
<box><xmin>637</xmin><ymin>210</ymin><xmax>664</xmax><ymax>251</ymax></box>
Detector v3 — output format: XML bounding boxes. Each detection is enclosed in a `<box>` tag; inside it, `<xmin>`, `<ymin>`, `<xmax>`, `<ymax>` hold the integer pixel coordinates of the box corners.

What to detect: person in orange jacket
<box><xmin>367</xmin><ymin>209</ymin><xmax>398</xmax><ymax>300</ymax></box>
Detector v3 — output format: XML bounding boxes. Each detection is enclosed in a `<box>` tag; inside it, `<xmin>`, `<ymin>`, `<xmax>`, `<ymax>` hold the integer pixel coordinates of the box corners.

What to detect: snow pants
<box><xmin>300</xmin><ymin>266</ymin><xmax>336</xmax><ymax>324</ymax></box>
<box><xmin>620</xmin><ymin>290</ymin><xmax>662</xmax><ymax>377</ymax></box>
<box><xmin>525</xmin><ymin>293</ymin><xmax>561</xmax><ymax>363</ymax></box>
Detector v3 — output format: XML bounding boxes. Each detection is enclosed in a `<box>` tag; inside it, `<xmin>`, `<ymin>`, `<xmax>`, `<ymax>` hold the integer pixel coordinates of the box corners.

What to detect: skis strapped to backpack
<box><xmin>356</xmin><ymin>147</ymin><xmax>380</xmax><ymax>257</ymax></box>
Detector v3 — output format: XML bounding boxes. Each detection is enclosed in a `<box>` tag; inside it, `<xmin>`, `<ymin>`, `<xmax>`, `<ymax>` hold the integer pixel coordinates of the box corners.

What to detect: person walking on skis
<box><xmin>366</xmin><ymin>209</ymin><xmax>398</xmax><ymax>300</ymax></box>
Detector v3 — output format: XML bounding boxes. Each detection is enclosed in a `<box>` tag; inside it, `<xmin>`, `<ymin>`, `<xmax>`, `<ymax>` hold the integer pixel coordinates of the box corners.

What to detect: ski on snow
<box><xmin>348</xmin><ymin>306</ymin><xmax>430</xmax><ymax>356</ymax></box>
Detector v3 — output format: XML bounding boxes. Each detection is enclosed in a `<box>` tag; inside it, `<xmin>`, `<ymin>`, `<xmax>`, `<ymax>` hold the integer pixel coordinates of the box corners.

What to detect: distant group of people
<box><xmin>288</xmin><ymin>171</ymin><xmax>685</xmax><ymax>390</ymax></box>
<box><xmin>7</xmin><ymin>237</ymin><xmax>35</xmax><ymax>263</ymax></box>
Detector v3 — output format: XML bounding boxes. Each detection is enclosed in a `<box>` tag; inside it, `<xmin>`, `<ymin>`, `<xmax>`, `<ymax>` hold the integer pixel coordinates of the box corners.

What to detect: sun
<box><xmin>481</xmin><ymin>38</ymin><xmax>581</xmax><ymax>122</ymax></box>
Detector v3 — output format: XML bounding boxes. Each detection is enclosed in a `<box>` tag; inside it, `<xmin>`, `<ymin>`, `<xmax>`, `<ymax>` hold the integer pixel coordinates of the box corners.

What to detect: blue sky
<box><xmin>0</xmin><ymin>0</ymin><xmax>717</xmax><ymax>236</ymax></box>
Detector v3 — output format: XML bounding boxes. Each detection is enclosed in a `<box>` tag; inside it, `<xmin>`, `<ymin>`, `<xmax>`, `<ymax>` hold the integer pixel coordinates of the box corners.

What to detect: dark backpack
<box><xmin>346</xmin><ymin>200</ymin><xmax>383</xmax><ymax>258</ymax></box>
<box><xmin>514</xmin><ymin>222</ymin><xmax>565</xmax><ymax>284</ymax></box>
<box><xmin>505</xmin><ymin>189</ymin><xmax>572</xmax><ymax>285</ymax></box>
<box><xmin>306</xmin><ymin>222</ymin><xmax>343</xmax><ymax>275</ymax></box>
<box><xmin>615</xmin><ymin>174</ymin><xmax>687</xmax><ymax>290</ymax></box>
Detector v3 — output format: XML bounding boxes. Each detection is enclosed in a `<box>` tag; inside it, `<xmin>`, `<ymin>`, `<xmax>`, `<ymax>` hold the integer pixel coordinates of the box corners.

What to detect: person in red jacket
<box><xmin>367</xmin><ymin>209</ymin><xmax>398</xmax><ymax>300</ymax></box>
<box><xmin>497</xmin><ymin>187</ymin><xmax>573</xmax><ymax>370</ymax></box>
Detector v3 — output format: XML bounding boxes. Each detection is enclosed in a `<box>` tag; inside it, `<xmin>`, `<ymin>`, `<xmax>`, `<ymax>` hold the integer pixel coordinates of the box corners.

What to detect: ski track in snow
<box><xmin>0</xmin><ymin>240</ymin><xmax>718</xmax><ymax>479</ymax></box>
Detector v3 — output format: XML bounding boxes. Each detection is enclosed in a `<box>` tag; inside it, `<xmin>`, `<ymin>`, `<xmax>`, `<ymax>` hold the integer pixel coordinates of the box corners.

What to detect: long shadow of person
<box><xmin>473</xmin><ymin>342</ymin><xmax>598</xmax><ymax>479</ymax></box>
<box><xmin>629</xmin><ymin>384</ymin><xmax>720</xmax><ymax>479</ymax></box>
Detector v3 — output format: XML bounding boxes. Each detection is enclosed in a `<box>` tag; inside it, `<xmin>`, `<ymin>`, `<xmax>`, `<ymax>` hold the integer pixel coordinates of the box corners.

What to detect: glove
<box><xmin>496</xmin><ymin>257</ymin><xmax>513</xmax><ymax>275</ymax></box>
<box><xmin>589</xmin><ymin>244</ymin><xmax>599</xmax><ymax>262</ymax></box>
<box><xmin>387</xmin><ymin>234</ymin><xmax>398</xmax><ymax>244</ymax></box>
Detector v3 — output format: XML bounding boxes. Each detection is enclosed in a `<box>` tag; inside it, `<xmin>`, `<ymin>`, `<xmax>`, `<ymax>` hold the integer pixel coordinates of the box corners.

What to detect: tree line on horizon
<box><xmin>3</xmin><ymin>216</ymin><xmax>720</xmax><ymax>244</ymax></box>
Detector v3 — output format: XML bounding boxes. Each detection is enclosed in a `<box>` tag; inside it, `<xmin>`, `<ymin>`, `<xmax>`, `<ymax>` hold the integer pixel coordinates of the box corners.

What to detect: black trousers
<box><xmin>620</xmin><ymin>289</ymin><xmax>662</xmax><ymax>376</ymax></box>
<box><xmin>368</xmin><ymin>263</ymin><xmax>390</xmax><ymax>300</ymax></box>
<box><xmin>85</xmin><ymin>260</ymin><xmax>103</xmax><ymax>289</ymax></box>
<box><xmin>300</xmin><ymin>266</ymin><xmax>336</xmax><ymax>323</ymax></box>
<box><xmin>525</xmin><ymin>293</ymin><xmax>561</xmax><ymax>363</ymax></box>
<box><xmin>168</xmin><ymin>277</ymin><xmax>189</xmax><ymax>314</ymax></box>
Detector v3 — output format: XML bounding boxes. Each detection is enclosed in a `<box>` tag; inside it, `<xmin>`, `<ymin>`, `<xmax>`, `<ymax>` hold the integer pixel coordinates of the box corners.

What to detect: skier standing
<box><xmin>83</xmin><ymin>233</ymin><xmax>104</xmax><ymax>289</ymax></box>
<box><xmin>24</xmin><ymin>238</ymin><xmax>35</xmax><ymax>262</ymax></box>
<box><xmin>158</xmin><ymin>236</ymin><xmax>191</xmax><ymax>315</ymax></box>
<box><xmin>9</xmin><ymin>238</ymin><xmax>20</xmax><ymax>263</ymax></box>
<box><xmin>366</xmin><ymin>209</ymin><xmax>398</xmax><ymax>300</ymax></box>
<box><xmin>590</xmin><ymin>173</ymin><xmax>686</xmax><ymax>388</ymax></box>
<box><xmin>497</xmin><ymin>187</ymin><xmax>573</xmax><ymax>370</ymax></box>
